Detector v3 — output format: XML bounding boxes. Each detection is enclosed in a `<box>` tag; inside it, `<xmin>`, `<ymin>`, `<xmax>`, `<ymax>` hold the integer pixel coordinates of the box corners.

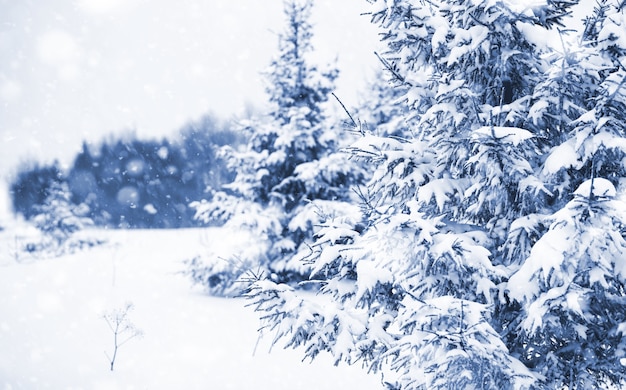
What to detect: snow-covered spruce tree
<box><xmin>507</xmin><ymin>2</ymin><xmax>626</xmax><ymax>388</ymax></box>
<box><xmin>30</xmin><ymin>181</ymin><xmax>97</xmax><ymax>256</ymax></box>
<box><xmin>501</xmin><ymin>11</ymin><xmax>599</xmax><ymax>269</ymax></box>
<box><xmin>525</xmin><ymin>0</ymin><xmax>626</xmax><ymax>206</ymax></box>
<box><xmin>187</xmin><ymin>0</ymin><xmax>364</xmax><ymax>296</ymax></box>
<box><xmin>503</xmin><ymin>0</ymin><xmax>626</xmax><ymax>266</ymax></box>
<box><xmin>247</xmin><ymin>1</ymin><xmax>577</xmax><ymax>389</ymax></box>
<box><xmin>508</xmin><ymin>179</ymin><xmax>626</xmax><ymax>389</ymax></box>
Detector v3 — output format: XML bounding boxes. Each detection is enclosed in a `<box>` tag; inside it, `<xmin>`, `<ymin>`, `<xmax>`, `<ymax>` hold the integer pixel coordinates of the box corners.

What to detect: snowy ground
<box><xmin>0</xmin><ymin>226</ymin><xmax>380</xmax><ymax>389</ymax></box>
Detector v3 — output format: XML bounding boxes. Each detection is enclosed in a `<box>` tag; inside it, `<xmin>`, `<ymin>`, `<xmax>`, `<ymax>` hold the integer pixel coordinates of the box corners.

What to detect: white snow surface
<box><xmin>0</xmin><ymin>227</ymin><xmax>379</xmax><ymax>389</ymax></box>
<box><xmin>574</xmin><ymin>178</ymin><xmax>616</xmax><ymax>198</ymax></box>
<box><xmin>472</xmin><ymin>126</ymin><xmax>534</xmax><ymax>146</ymax></box>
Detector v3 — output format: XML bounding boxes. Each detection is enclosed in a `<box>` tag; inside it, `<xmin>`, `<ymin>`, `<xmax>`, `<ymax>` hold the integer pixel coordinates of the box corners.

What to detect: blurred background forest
<box><xmin>10</xmin><ymin>116</ymin><xmax>243</xmax><ymax>228</ymax></box>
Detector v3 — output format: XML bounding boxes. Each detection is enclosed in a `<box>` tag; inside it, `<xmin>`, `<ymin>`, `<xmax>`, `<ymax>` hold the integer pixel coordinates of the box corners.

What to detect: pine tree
<box><xmin>508</xmin><ymin>178</ymin><xmax>626</xmax><ymax>388</ymax></box>
<box><xmin>239</xmin><ymin>0</ymin><xmax>343</xmax><ymax>212</ymax></box>
<box><xmin>188</xmin><ymin>0</ymin><xmax>364</xmax><ymax>296</ymax></box>
<box><xmin>506</xmin><ymin>2</ymin><xmax>626</xmax><ymax>387</ymax></box>
<box><xmin>264</xmin><ymin>0</ymin><xmax>337</xmax><ymax>128</ymax></box>
<box><xmin>31</xmin><ymin>181</ymin><xmax>95</xmax><ymax>255</ymax></box>
<box><xmin>247</xmin><ymin>0</ymin><xmax>579</xmax><ymax>388</ymax></box>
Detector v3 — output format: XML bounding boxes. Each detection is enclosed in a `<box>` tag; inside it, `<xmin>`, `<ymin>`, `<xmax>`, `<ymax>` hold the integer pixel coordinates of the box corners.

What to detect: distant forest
<box><xmin>10</xmin><ymin>115</ymin><xmax>243</xmax><ymax>228</ymax></box>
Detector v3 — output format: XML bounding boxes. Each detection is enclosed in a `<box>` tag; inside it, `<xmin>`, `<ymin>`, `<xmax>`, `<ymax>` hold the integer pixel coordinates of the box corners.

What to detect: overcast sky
<box><xmin>0</xmin><ymin>0</ymin><xmax>380</xmax><ymax>178</ymax></box>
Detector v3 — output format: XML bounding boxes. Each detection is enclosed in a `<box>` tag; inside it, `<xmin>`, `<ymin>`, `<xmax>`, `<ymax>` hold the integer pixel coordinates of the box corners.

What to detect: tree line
<box><xmin>10</xmin><ymin>115</ymin><xmax>242</xmax><ymax>228</ymax></box>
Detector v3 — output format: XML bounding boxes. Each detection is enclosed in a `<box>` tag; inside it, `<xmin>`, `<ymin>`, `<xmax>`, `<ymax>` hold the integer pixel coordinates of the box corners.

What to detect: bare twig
<box><xmin>103</xmin><ymin>302</ymin><xmax>143</xmax><ymax>371</ymax></box>
<box><xmin>331</xmin><ymin>92</ymin><xmax>359</xmax><ymax>131</ymax></box>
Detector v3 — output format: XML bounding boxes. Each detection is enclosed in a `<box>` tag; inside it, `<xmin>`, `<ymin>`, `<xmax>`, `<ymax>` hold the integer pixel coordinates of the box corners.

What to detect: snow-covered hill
<box><xmin>0</xmin><ymin>227</ymin><xmax>380</xmax><ymax>389</ymax></box>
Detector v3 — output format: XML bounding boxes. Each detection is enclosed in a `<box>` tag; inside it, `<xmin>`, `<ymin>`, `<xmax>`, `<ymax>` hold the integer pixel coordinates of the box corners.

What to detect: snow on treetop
<box><xmin>573</xmin><ymin>178</ymin><xmax>616</xmax><ymax>198</ymax></box>
<box><xmin>472</xmin><ymin>126</ymin><xmax>534</xmax><ymax>146</ymax></box>
<box><xmin>501</xmin><ymin>0</ymin><xmax>546</xmax><ymax>14</ymax></box>
<box><xmin>599</xmin><ymin>12</ymin><xmax>626</xmax><ymax>52</ymax></box>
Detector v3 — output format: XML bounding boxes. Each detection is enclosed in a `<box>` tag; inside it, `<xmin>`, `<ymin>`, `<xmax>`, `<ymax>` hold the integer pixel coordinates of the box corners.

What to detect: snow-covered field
<box><xmin>0</xmin><ymin>226</ymin><xmax>380</xmax><ymax>389</ymax></box>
